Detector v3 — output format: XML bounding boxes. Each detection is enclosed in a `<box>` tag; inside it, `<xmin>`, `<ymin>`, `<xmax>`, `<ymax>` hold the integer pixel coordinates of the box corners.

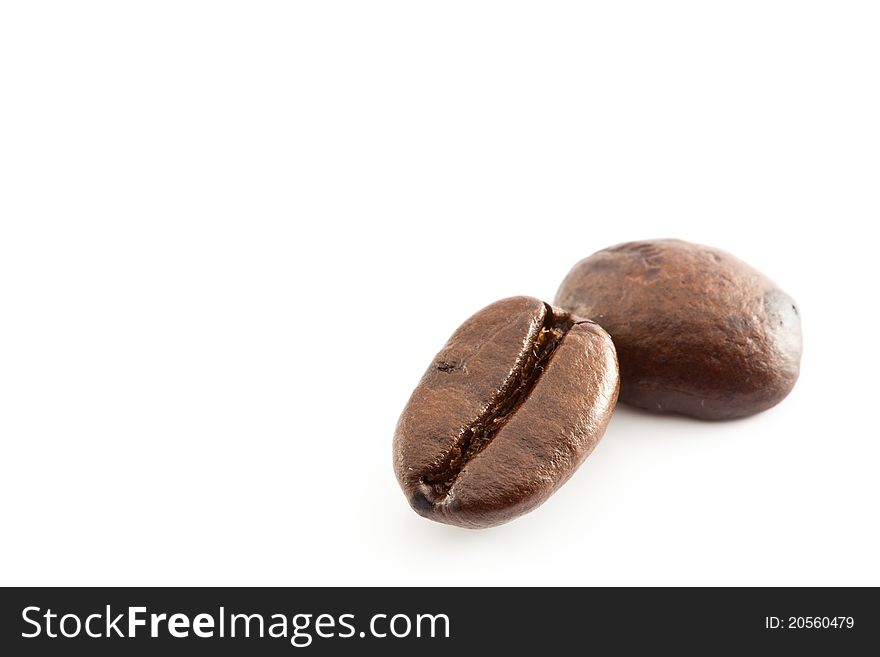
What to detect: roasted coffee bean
<box><xmin>555</xmin><ymin>239</ymin><xmax>802</xmax><ymax>420</ymax></box>
<box><xmin>393</xmin><ymin>296</ymin><xmax>619</xmax><ymax>528</ymax></box>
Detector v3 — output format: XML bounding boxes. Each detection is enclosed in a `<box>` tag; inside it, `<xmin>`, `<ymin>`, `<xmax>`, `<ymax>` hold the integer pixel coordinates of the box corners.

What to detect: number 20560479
<box><xmin>765</xmin><ymin>616</ymin><xmax>854</xmax><ymax>629</ymax></box>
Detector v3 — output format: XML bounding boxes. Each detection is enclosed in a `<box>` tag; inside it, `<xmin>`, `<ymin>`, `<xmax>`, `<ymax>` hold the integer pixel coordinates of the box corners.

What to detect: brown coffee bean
<box><xmin>393</xmin><ymin>296</ymin><xmax>619</xmax><ymax>529</ymax></box>
<box><xmin>555</xmin><ymin>239</ymin><xmax>802</xmax><ymax>420</ymax></box>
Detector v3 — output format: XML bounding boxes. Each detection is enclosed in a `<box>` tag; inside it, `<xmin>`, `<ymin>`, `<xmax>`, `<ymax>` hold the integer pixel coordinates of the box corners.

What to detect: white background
<box><xmin>1</xmin><ymin>2</ymin><xmax>878</xmax><ymax>586</ymax></box>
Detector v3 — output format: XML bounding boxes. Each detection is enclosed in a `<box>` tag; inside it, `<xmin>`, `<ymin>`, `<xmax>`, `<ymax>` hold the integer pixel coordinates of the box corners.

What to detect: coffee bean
<box><xmin>555</xmin><ymin>239</ymin><xmax>802</xmax><ymax>420</ymax></box>
<box><xmin>393</xmin><ymin>296</ymin><xmax>619</xmax><ymax>528</ymax></box>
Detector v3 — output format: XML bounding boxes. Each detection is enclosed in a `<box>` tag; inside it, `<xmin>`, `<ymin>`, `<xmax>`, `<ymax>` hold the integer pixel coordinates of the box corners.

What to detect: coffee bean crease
<box><xmin>422</xmin><ymin>304</ymin><xmax>575</xmax><ymax>500</ymax></box>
